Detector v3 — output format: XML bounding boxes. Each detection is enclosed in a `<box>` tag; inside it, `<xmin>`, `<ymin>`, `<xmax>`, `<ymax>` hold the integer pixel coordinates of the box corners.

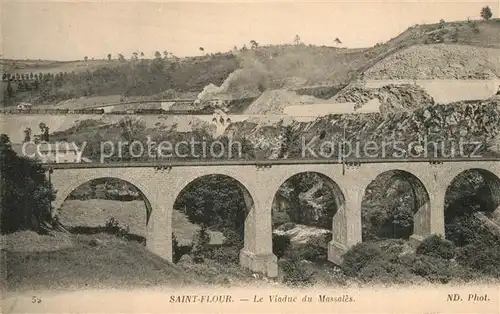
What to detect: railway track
<box><xmin>0</xmin><ymin>108</ymin><xmax>212</xmax><ymax>115</ymax></box>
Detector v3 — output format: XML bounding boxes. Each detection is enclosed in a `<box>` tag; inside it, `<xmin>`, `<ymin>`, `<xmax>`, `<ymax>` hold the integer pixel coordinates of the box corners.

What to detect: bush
<box><xmin>358</xmin><ymin>259</ymin><xmax>413</xmax><ymax>284</ymax></box>
<box><xmin>277</xmin><ymin>222</ymin><xmax>296</xmax><ymax>231</ymax></box>
<box><xmin>445</xmin><ymin>213</ymin><xmax>497</xmax><ymax>246</ymax></box>
<box><xmin>392</xmin><ymin>209</ymin><xmax>414</xmax><ymax>239</ymax></box>
<box><xmin>272</xmin><ymin>211</ymin><xmax>291</xmax><ymax>228</ymax></box>
<box><xmin>203</xmin><ymin>226</ymin><xmax>243</xmax><ymax>264</ymax></box>
<box><xmin>172</xmin><ymin>234</ymin><xmax>180</xmax><ymax>262</ymax></box>
<box><xmin>194</xmin><ymin>226</ymin><xmax>211</xmax><ymax>247</ymax></box>
<box><xmin>0</xmin><ymin>134</ymin><xmax>56</xmax><ymax>233</ymax></box>
<box><xmin>341</xmin><ymin>242</ymin><xmax>385</xmax><ymax>277</ymax></box>
<box><xmin>191</xmin><ymin>226</ymin><xmax>211</xmax><ymax>263</ymax></box>
<box><xmin>456</xmin><ymin>242</ymin><xmax>500</xmax><ymax>277</ymax></box>
<box><xmin>294</xmin><ymin>244</ymin><xmax>328</xmax><ymax>262</ymax></box>
<box><xmin>416</xmin><ymin>235</ymin><xmax>455</xmax><ymax>260</ymax></box>
<box><xmin>172</xmin><ymin>234</ymin><xmax>192</xmax><ymax>263</ymax></box>
<box><xmin>272</xmin><ymin>234</ymin><xmax>291</xmax><ymax>259</ymax></box>
<box><xmin>411</xmin><ymin>255</ymin><xmax>454</xmax><ymax>283</ymax></box>
<box><xmin>291</xmin><ymin>235</ymin><xmax>331</xmax><ymax>262</ymax></box>
<box><xmin>204</xmin><ymin>244</ymin><xmax>241</xmax><ymax>265</ymax></box>
<box><xmin>104</xmin><ymin>217</ymin><xmax>130</xmax><ymax>237</ymax></box>
<box><xmin>281</xmin><ymin>255</ymin><xmax>316</xmax><ymax>287</ymax></box>
<box><xmin>378</xmin><ymin>239</ymin><xmax>409</xmax><ymax>262</ymax></box>
<box><xmin>222</xmin><ymin>227</ymin><xmax>244</xmax><ymax>247</ymax></box>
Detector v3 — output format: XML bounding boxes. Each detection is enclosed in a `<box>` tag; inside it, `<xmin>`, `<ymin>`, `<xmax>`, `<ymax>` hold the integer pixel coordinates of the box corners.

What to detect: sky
<box><xmin>1</xmin><ymin>0</ymin><xmax>499</xmax><ymax>61</ymax></box>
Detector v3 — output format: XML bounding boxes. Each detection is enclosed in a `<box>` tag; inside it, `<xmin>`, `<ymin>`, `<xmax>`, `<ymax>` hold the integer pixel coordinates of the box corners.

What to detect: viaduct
<box><xmin>45</xmin><ymin>158</ymin><xmax>500</xmax><ymax>278</ymax></box>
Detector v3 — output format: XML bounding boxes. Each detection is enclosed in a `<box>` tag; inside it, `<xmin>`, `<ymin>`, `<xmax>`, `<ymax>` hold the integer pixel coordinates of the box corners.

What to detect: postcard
<box><xmin>1</xmin><ymin>1</ymin><xmax>499</xmax><ymax>313</ymax></box>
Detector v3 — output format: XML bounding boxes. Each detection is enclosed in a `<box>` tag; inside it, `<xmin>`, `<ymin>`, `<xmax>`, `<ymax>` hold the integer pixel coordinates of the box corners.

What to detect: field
<box><xmin>59</xmin><ymin>200</ymin><xmax>225</xmax><ymax>246</ymax></box>
<box><xmin>0</xmin><ymin>59</ymin><xmax>118</xmax><ymax>75</ymax></box>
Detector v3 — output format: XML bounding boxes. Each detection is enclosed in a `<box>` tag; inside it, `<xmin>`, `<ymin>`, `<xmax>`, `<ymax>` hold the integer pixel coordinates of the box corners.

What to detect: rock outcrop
<box><xmin>332</xmin><ymin>84</ymin><xmax>435</xmax><ymax>113</ymax></box>
<box><xmin>364</xmin><ymin>44</ymin><xmax>500</xmax><ymax>80</ymax></box>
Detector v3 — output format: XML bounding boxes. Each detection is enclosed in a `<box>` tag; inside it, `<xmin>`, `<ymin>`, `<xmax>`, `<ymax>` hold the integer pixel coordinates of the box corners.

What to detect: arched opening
<box><xmin>361</xmin><ymin>170</ymin><xmax>430</xmax><ymax>241</ymax></box>
<box><xmin>59</xmin><ymin>177</ymin><xmax>152</xmax><ymax>244</ymax></box>
<box><xmin>271</xmin><ymin>172</ymin><xmax>345</xmax><ymax>263</ymax></box>
<box><xmin>172</xmin><ymin>174</ymin><xmax>253</xmax><ymax>268</ymax></box>
<box><xmin>444</xmin><ymin>169</ymin><xmax>500</xmax><ymax>246</ymax></box>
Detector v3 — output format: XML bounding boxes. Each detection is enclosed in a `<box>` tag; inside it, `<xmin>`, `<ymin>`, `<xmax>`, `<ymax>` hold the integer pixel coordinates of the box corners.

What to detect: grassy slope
<box><xmin>2</xmin><ymin>233</ymin><xmax>195</xmax><ymax>292</ymax></box>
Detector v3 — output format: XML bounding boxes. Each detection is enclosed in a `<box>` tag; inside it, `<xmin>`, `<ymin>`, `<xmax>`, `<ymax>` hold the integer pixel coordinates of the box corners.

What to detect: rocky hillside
<box><xmin>332</xmin><ymin>84</ymin><xmax>435</xmax><ymax>113</ymax></box>
<box><xmin>244</xmin><ymin>89</ymin><xmax>328</xmax><ymax>115</ymax></box>
<box><xmin>363</xmin><ymin>44</ymin><xmax>500</xmax><ymax>79</ymax></box>
<box><xmin>223</xmin><ymin>98</ymin><xmax>500</xmax><ymax>159</ymax></box>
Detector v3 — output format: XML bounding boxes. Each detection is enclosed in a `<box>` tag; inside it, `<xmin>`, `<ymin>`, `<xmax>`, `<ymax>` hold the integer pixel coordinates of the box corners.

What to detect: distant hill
<box><xmin>1</xmin><ymin>18</ymin><xmax>500</xmax><ymax>107</ymax></box>
<box><xmin>0</xmin><ymin>59</ymin><xmax>117</xmax><ymax>75</ymax></box>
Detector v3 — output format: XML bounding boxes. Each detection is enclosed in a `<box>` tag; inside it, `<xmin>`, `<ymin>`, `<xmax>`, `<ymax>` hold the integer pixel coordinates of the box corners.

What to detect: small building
<box><xmin>17</xmin><ymin>102</ymin><xmax>33</xmax><ymax>110</ymax></box>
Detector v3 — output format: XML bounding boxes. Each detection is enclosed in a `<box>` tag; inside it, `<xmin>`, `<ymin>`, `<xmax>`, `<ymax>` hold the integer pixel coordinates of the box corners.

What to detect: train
<box><xmin>0</xmin><ymin>97</ymin><xmax>259</xmax><ymax>115</ymax></box>
<box><xmin>0</xmin><ymin>108</ymin><xmax>105</xmax><ymax>115</ymax></box>
<box><xmin>0</xmin><ymin>107</ymin><xmax>216</xmax><ymax>115</ymax></box>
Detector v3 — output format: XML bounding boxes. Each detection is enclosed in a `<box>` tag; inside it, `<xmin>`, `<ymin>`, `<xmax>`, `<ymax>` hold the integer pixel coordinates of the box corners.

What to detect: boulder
<box><xmin>273</xmin><ymin>224</ymin><xmax>331</xmax><ymax>246</ymax></box>
<box><xmin>177</xmin><ymin>254</ymin><xmax>194</xmax><ymax>266</ymax></box>
<box><xmin>89</xmin><ymin>237</ymin><xmax>105</xmax><ymax>247</ymax></box>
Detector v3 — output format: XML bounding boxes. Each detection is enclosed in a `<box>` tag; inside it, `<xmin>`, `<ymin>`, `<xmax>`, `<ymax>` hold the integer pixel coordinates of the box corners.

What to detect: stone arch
<box><xmin>361</xmin><ymin>169</ymin><xmax>431</xmax><ymax>241</ymax></box>
<box><xmin>271</xmin><ymin>171</ymin><xmax>346</xmax><ymax>255</ymax></box>
<box><xmin>172</xmin><ymin>173</ymin><xmax>255</xmax><ymax>216</ymax></box>
<box><xmin>445</xmin><ymin>168</ymin><xmax>500</xmax><ymax>218</ymax></box>
<box><xmin>172</xmin><ymin>173</ymin><xmax>255</xmax><ymax>264</ymax></box>
<box><xmin>52</xmin><ymin>175</ymin><xmax>154</xmax><ymax>227</ymax></box>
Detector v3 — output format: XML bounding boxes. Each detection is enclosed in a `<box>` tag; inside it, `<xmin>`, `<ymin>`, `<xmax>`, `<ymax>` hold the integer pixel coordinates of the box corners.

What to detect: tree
<box><xmin>107</xmin><ymin>53</ymin><xmax>112</xmax><ymax>61</ymax></box>
<box><xmin>6</xmin><ymin>80</ymin><xmax>13</xmax><ymax>99</ymax></box>
<box><xmin>163</xmin><ymin>50</ymin><xmax>169</xmax><ymax>59</ymax></box>
<box><xmin>199</xmin><ymin>47</ymin><xmax>205</xmax><ymax>53</ymax></box>
<box><xmin>118</xmin><ymin>53</ymin><xmax>125</xmax><ymax>61</ymax></box>
<box><xmin>480</xmin><ymin>6</ymin><xmax>492</xmax><ymax>20</ymax></box>
<box><xmin>84</xmin><ymin>56</ymin><xmax>88</xmax><ymax>61</ymax></box>
<box><xmin>43</xmin><ymin>127</ymin><xmax>50</xmax><ymax>142</ymax></box>
<box><xmin>23</xmin><ymin>127</ymin><xmax>32</xmax><ymax>143</ymax></box>
<box><xmin>140</xmin><ymin>52</ymin><xmax>145</xmax><ymax>58</ymax></box>
<box><xmin>293</xmin><ymin>34</ymin><xmax>301</xmax><ymax>45</ymax></box>
<box><xmin>249</xmin><ymin>40</ymin><xmax>259</xmax><ymax>49</ymax></box>
<box><xmin>38</xmin><ymin>122</ymin><xmax>47</xmax><ymax>141</ymax></box>
<box><xmin>174</xmin><ymin>175</ymin><xmax>247</xmax><ymax>234</ymax></box>
<box><xmin>116</xmin><ymin>117</ymin><xmax>146</xmax><ymax>161</ymax></box>
<box><xmin>334</xmin><ymin>37</ymin><xmax>342</xmax><ymax>45</ymax></box>
<box><xmin>154</xmin><ymin>50</ymin><xmax>162</xmax><ymax>60</ymax></box>
<box><xmin>132</xmin><ymin>52</ymin><xmax>139</xmax><ymax>60</ymax></box>
<box><xmin>0</xmin><ymin>134</ymin><xmax>56</xmax><ymax>233</ymax></box>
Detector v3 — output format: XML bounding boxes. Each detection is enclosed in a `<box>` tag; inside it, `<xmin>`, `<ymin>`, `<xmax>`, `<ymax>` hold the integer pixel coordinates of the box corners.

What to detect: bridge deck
<box><xmin>42</xmin><ymin>157</ymin><xmax>500</xmax><ymax>169</ymax></box>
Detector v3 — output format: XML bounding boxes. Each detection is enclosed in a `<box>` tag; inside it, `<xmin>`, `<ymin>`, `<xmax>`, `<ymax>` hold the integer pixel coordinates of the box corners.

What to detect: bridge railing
<box><xmin>40</xmin><ymin>156</ymin><xmax>500</xmax><ymax>169</ymax></box>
